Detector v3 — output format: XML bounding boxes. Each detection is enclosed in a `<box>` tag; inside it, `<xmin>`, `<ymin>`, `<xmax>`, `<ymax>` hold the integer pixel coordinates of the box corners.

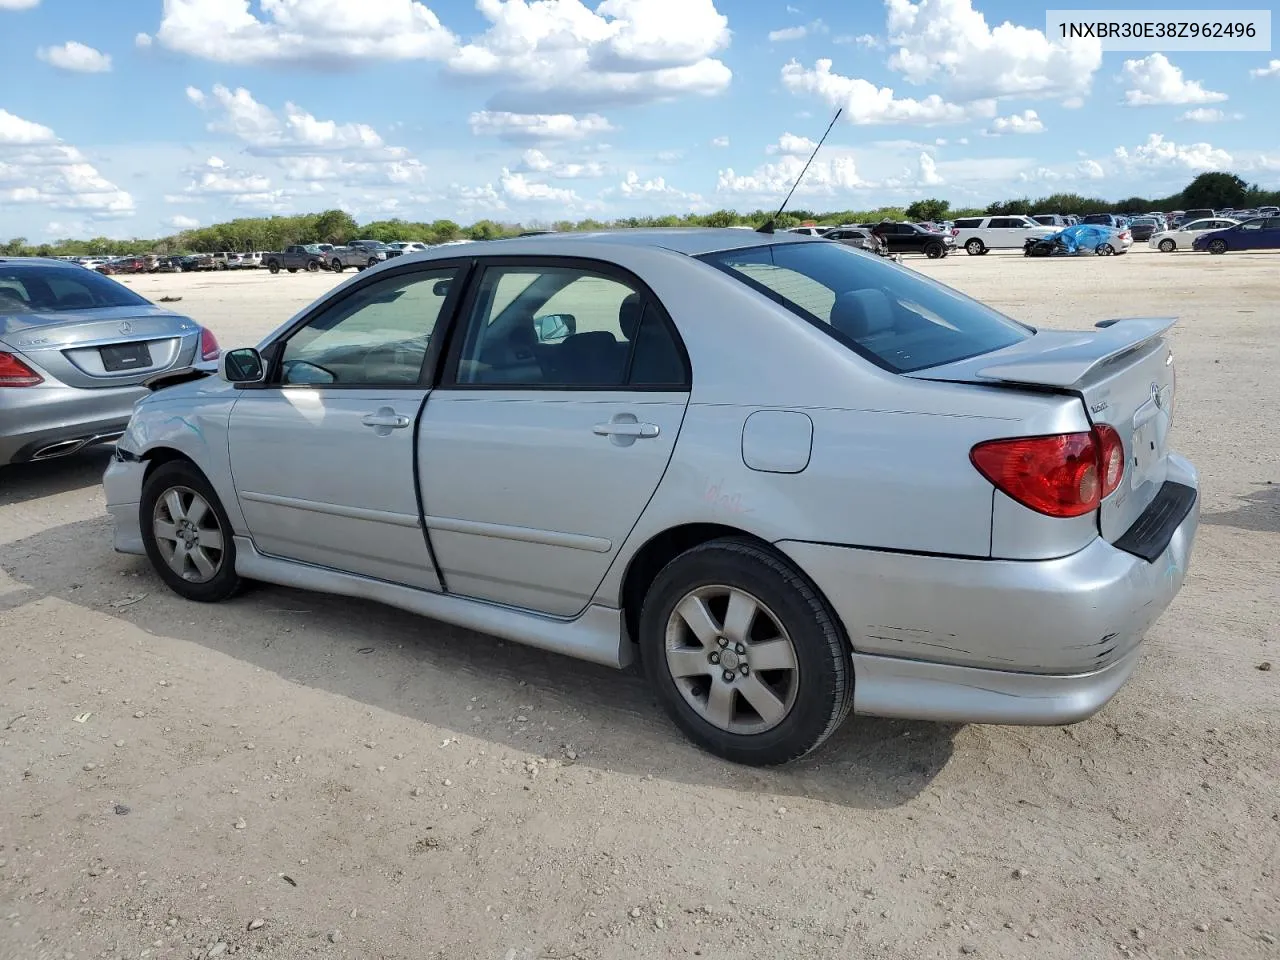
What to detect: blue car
<box><xmin>1192</xmin><ymin>216</ymin><xmax>1280</xmax><ymax>254</ymax></box>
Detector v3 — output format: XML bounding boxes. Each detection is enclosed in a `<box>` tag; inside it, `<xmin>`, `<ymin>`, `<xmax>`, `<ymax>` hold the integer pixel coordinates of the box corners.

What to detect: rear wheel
<box><xmin>267</xmin><ymin>261</ymin><xmax>280</xmax><ymax>274</ymax></box>
<box><xmin>331</xmin><ymin>259</ymin><xmax>344</xmax><ymax>272</ymax></box>
<box><xmin>1096</xmin><ymin>243</ymin><xmax>1115</xmax><ymax>256</ymax></box>
<box><xmin>367</xmin><ymin>257</ymin><xmax>379</xmax><ymax>268</ymax></box>
<box><xmin>1208</xmin><ymin>238</ymin><xmax>1227</xmax><ymax>255</ymax></box>
<box><xmin>965</xmin><ymin>238</ymin><xmax>985</xmax><ymax>255</ymax></box>
<box><xmin>638</xmin><ymin>538</ymin><xmax>852</xmax><ymax>766</ymax></box>
<box><xmin>924</xmin><ymin>241</ymin><xmax>944</xmax><ymax>259</ymax></box>
<box><xmin>140</xmin><ymin>461</ymin><xmax>241</xmax><ymax>603</ymax></box>
<box><xmin>1158</xmin><ymin>238</ymin><xmax>1176</xmax><ymax>252</ymax></box>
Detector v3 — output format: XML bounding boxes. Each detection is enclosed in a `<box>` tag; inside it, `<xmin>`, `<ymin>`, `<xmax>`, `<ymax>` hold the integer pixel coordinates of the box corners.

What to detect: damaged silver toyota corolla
<box><xmin>102</xmin><ymin>229</ymin><xmax>1198</xmax><ymax>766</ymax></box>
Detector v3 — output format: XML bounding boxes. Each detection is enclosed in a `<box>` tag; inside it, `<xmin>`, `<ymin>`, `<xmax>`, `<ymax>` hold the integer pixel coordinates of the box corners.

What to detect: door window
<box><xmin>278</xmin><ymin>267</ymin><xmax>459</xmax><ymax>386</ymax></box>
<box><xmin>453</xmin><ymin>264</ymin><xmax>687</xmax><ymax>388</ymax></box>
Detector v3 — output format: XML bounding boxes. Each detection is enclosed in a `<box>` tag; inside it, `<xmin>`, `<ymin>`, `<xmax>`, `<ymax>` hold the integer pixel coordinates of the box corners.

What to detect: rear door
<box><xmin>226</xmin><ymin>261</ymin><xmax>467</xmax><ymax>590</ymax></box>
<box><xmin>419</xmin><ymin>257</ymin><xmax>691</xmax><ymax>616</ymax></box>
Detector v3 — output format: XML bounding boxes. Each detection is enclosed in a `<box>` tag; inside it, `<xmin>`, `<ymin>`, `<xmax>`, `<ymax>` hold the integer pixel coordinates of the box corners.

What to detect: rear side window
<box><xmin>0</xmin><ymin>266</ymin><xmax>150</xmax><ymax>313</ymax></box>
<box><xmin>954</xmin><ymin>218</ymin><xmax>983</xmax><ymax>228</ymax></box>
<box><xmin>698</xmin><ymin>242</ymin><xmax>1031</xmax><ymax>374</ymax></box>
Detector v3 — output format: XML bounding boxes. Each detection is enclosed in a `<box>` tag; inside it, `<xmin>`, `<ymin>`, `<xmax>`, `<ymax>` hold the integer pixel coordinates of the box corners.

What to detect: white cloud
<box><xmin>1077</xmin><ymin>159</ymin><xmax>1105</xmax><ymax>179</ymax></box>
<box><xmin>717</xmin><ymin>152</ymin><xmax>868</xmax><ymax>195</ymax></box>
<box><xmin>135</xmin><ymin>32</ymin><xmax>153</xmax><ymax>48</ymax></box>
<box><xmin>151</xmin><ymin>0</ymin><xmax>455</xmax><ymax>64</ymax></box>
<box><xmin>711</xmin><ymin>135</ymin><xmax>730</xmax><ymax>147</ymax></box>
<box><xmin>1121</xmin><ymin>54</ymin><xmax>1227</xmax><ymax>106</ymax></box>
<box><xmin>185</xmin><ymin>84</ymin><xmax>425</xmax><ymax>188</ymax></box>
<box><xmin>769</xmin><ymin>25</ymin><xmax>807</xmax><ymax>42</ymax></box>
<box><xmin>781</xmin><ymin>58</ymin><xmax>992</xmax><ymax>125</ymax></box>
<box><xmin>1062</xmin><ymin>96</ymin><xmax>1084</xmax><ymax>109</ymax></box>
<box><xmin>0</xmin><ymin>109</ymin><xmax>56</xmax><ymax>145</ymax></box>
<box><xmin>766</xmin><ymin>133</ymin><xmax>818</xmax><ymax>155</ymax></box>
<box><xmin>617</xmin><ymin>170</ymin><xmax>703</xmax><ymax>204</ymax></box>
<box><xmin>180</xmin><ymin>157</ymin><xmax>289</xmax><ymax>210</ymax></box>
<box><xmin>446</xmin><ymin>0</ymin><xmax>732</xmax><ymax>110</ymax></box>
<box><xmin>0</xmin><ymin>110</ymin><xmax>133</xmax><ymax>218</ymax></box>
<box><xmin>835</xmin><ymin>33</ymin><xmax>882</xmax><ymax>48</ymax></box>
<box><xmin>514</xmin><ymin>148</ymin><xmax>606</xmax><ymax>179</ymax></box>
<box><xmin>884</xmin><ymin>0</ymin><xmax>1102</xmax><ymax>101</ymax></box>
<box><xmin>655</xmin><ymin>149</ymin><xmax>684</xmax><ymax>162</ymax></box>
<box><xmin>984</xmin><ymin>109</ymin><xmax>1044</xmax><ymax>136</ymax></box>
<box><xmin>1113</xmin><ymin>133</ymin><xmax>1232</xmax><ymax>172</ymax></box>
<box><xmin>468</xmin><ymin>110</ymin><xmax>614</xmax><ymax>143</ymax></box>
<box><xmin>166</xmin><ymin>214</ymin><xmax>200</xmax><ymax>230</ymax></box>
<box><xmin>448</xmin><ymin>182</ymin><xmax>507</xmax><ymax>213</ymax></box>
<box><xmin>0</xmin><ymin>0</ymin><xmax>40</xmax><ymax>8</ymax></box>
<box><xmin>498</xmin><ymin>168</ymin><xmax>579</xmax><ymax>204</ymax></box>
<box><xmin>1178</xmin><ymin>108</ymin><xmax>1242</xmax><ymax>123</ymax></box>
<box><xmin>37</xmin><ymin>41</ymin><xmax>112</xmax><ymax>73</ymax></box>
<box><xmin>1249</xmin><ymin>60</ymin><xmax>1280</xmax><ymax>78</ymax></box>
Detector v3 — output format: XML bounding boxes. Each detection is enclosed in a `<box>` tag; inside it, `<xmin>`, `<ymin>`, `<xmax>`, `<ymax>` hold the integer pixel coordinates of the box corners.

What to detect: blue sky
<box><xmin>1</xmin><ymin>0</ymin><xmax>1277</xmax><ymax>240</ymax></box>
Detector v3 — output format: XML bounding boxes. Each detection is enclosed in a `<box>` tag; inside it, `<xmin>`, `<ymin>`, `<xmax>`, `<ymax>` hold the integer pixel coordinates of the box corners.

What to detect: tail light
<box><xmin>199</xmin><ymin>326</ymin><xmax>221</xmax><ymax>361</ymax></box>
<box><xmin>0</xmin><ymin>351</ymin><xmax>43</xmax><ymax>387</ymax></box>
<box><xmin>970</xmin><ymin>426</ymin><xmax>1126</xmax><ymax>518</ymax></box>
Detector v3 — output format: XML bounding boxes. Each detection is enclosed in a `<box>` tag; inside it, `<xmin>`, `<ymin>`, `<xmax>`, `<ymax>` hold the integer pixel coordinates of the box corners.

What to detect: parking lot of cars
<box><xmin>1</xmin><ymin>240</ymin><xmax>1277</xmax><ymax>958</ymax></box>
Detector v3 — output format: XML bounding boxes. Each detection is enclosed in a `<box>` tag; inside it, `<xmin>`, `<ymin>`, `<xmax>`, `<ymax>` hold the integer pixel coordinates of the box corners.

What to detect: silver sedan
<box><xmin>1</xmin><ymin>258</ymin><xmax>220</xmax><ymax>465</ymax></box>
<box><xmin>102</xmin><ymin>230</ymin><xmax>1199</xmax><ymax>765</ymax></box>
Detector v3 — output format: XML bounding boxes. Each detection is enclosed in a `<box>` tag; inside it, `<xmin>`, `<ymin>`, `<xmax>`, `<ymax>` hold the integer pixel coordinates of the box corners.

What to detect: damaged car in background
<box><xmin>103</xmin><ymin>230</ymin><xmax>1198</xmax><ymax>766</ymax></box>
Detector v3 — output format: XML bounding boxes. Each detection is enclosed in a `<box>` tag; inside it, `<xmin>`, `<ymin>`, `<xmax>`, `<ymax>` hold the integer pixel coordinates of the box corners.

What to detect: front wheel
<box><xmin>331</xmin><ymin>259</ymin><xmax>344</xmax><ymax>272</ymax></box>
<box><xmin>267</xmin><ymin>262</ymin><xmax>280</xmax><ymax>274</ymax></box>
<box><xmin>1208</xmin><ymin>239</ymin><xmax>1227</xmax><ymax>255</ymax></box>
<box><xmin>924</xmin><ymin>241</ymin><xmax>944</xmax><ymax>259</ymax></box>
<box><xmin>306</xmin><ymin>260</ymin><xmax>320</xmax><ymax>272</ymax></box>
<box><xmin>639</xmin><ymin>538</ymin><xmax>852</xmax><ymax>766</ymax></box>
<box><xmin>1158</xmin><ymin>239</ymin><xmax>1176</xmax><ymax>252</ymax></box>
<box><xmin>367</xmin><ymin>257</ymin><xmax>379</xmax><ymax>268</ymax></box>
<box><xmin>965</xmin><ymin>238</ymin><xmax>984</xmax><ymax>255</ymax></box>
<box><xmin>140</xmin><ymin>461</ymin><xmax>242</xmax><ymax>603</ymax></box>
<box><xmin>1096</xmin><ymin>243</ymin><xmax>1115</xmax><ymax>256</ymax></box>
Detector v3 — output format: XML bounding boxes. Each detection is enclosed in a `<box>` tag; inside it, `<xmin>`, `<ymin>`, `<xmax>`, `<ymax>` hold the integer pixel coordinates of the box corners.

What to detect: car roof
<box><xmin>0</xmin><ymin>256</ymin><xmax>93</xmax><ymax>269</ymax></box>
<box><xmin>403</xmin><ymin>228</ymin><xmax>813</xmax><ymax>262</ymax></box>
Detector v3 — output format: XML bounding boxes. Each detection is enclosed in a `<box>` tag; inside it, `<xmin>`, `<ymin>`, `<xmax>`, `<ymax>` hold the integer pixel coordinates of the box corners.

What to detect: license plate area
<box><xmin>1130</xmin><ymin>414</ymin><xmax>1165</xmax><ymax>488</ymax></box>
<box><xmin>100</xmin><ymin>341</ymin><xmax>152</xmax><ymax>372</ymax></box>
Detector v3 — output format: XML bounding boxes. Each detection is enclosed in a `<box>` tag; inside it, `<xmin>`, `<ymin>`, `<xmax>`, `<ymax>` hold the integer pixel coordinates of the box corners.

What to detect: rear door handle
<box><xmin>593</xmin><ymin>421</ymin><xmax>659</xmax><ymax>438</ymax></box>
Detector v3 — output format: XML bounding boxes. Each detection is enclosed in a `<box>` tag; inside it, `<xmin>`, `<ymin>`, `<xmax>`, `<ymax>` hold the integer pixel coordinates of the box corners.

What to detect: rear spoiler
<box><xmin>973</xmin><ymin>317</ymin><xmax>1176</xmax><ymax>389</ymax></box>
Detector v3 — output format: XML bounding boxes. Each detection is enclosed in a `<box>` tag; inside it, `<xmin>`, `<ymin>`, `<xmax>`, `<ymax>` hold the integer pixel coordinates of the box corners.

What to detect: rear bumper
<box><xmin>0</xmin><ymin>383</ymin><xmax>145</xmax><ymax>465</ymax></box>
<box><xmin>778</xmin><ymin>453</ymin><xmax>1199</xmax><ymax>725</ymax></box>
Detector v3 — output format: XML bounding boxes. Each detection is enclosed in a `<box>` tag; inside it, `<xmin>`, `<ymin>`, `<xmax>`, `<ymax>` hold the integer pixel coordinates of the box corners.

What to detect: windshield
<box><xmin>0</xmin><ymin>264</ymin><xmax>151</xmax><ymax>313</ymax></box>
<box><xmin>698</xmin><ymin>241</ymin><xmax>1031</xmax><ymax>374</ymax></box>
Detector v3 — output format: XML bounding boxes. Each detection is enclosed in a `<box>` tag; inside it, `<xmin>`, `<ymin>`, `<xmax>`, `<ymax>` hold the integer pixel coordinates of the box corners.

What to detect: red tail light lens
<box><xmin>199</xmin><ymin>326</ymin><xmax>221</xmax><ymax>361</ymax></box>
<box><xmin>0</xmin><ymin>351</ymin><xmax>43</xmax><ymax>387</ymax></box>
<box><xmin>970</xmin><ymin>426</ymin><xmax>1126</xmax><ymax>518</ymax></box>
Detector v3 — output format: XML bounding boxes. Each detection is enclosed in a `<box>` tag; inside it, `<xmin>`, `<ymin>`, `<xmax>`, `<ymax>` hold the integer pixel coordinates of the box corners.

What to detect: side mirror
<box><xmin>534</xmin><ymin>313</ymin><xmax>576</xmax><ymax>343</ymax></box>
<box><xmin>432</xmin><ymin>279</ymin><xmax>451</xmax><ymax>297</ymax></box>
<box><xmin>220</xmin><ymin>347</ymin><xmax>266</xmax><ymax>385</ymax></box>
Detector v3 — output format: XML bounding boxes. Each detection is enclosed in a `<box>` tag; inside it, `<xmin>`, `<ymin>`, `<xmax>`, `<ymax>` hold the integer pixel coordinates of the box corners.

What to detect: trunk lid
<box><xmin>0</xmin><ymin>305</ymin><xmax>202</xmax><ymax>390</ymax></box>
<box><xmin>908</xmin><ymin>317</ymin><xmax>1177</xmax><ymax>542</ymax></box>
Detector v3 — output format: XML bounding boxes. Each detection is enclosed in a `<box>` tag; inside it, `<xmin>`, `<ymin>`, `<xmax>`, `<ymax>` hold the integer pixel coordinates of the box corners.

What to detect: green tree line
<box><xmin>2</xmin><ymin>172</ymin><xmax>1275</xmax><ymax>258</ymax></box>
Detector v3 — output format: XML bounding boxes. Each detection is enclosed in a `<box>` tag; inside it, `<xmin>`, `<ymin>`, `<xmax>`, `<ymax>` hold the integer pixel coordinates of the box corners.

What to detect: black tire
<box><xmin>331</xmin><ymin>259</ymin><xmax>344</xmax><ymax>272</ymax></box>
<box><xmin>287</xmin><ymin>267</ymin><xmax>298</xmax><ymax>273</ymax></box>
<box><xmin>638</xmin><ymin>538</ymin><xmax>853</xmax><ymax>766</ymax></box>
<box><xmin>924</xmin><ymin>241</ymin><xmax>944</xmax><ymax>259</ymax></box>
<box><xmin>140</xmin><ymin>460</ymin><xmax>242</xmax><ymax>603</ymax></box>
<box><xmin>1208</xmin><ymin>239</ymin><xmax>1227</xmax><ymax>255</ymax></box>
<box><xmin>1096</xmin><ymin>243</ymin><xmax>1114</xmax><ymax>256</ymax></box>
<box><xmin>965</xmin><ymin>238</ymin><xmax>984</xmax><ymax>255</ymax></box>
<box><xmin>367</xmin><ymin>257</ymin><xmax>379</xmax><ymax>268</ymax></box>
<box><xmin>267</xmin><ymin>261</ymin><xmax>280</xmax><ymax>274</ymax></box>
<box><xmin>1158</xmin><ymin>239</ymin><xmax>1176</xmax><ymax>252</ymax></box>
<box><xmin>306</xmin><ymin>260</ymin><xmax>320</xmax><ymax>272</ymax></box>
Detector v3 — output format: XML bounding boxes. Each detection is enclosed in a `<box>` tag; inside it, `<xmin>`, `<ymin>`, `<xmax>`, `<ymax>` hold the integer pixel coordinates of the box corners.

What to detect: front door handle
<box><xmin>593</xmin><ymin>421</ymin><xmax>659</xmax><ymax>439</ymax></box>
<box><xmin>361</xmin><ymin>407</ymin><xmax>411</xmax><ymax>436</ymax></box>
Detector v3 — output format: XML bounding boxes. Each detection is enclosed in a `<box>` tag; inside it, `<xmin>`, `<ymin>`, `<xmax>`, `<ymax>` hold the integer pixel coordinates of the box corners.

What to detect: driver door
<box><xmin>226</xmin><ymin>263</ymin><xmax>466</xmax><ymax>590</ymax></box>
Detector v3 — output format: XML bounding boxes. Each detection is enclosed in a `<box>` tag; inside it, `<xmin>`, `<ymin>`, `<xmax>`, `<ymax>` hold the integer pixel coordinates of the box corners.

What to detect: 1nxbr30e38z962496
<box><xmin>102</xmin><ymin>230</ymin><xmax>1199</xmax><ymax>766</ymax></box>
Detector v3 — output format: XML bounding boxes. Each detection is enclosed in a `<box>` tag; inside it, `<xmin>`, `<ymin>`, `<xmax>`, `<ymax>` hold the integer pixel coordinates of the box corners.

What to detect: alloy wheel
<box><xmin>152</xmin><ymin>486</ymin><xmax>225</xmax><ymax>584</ymax></box>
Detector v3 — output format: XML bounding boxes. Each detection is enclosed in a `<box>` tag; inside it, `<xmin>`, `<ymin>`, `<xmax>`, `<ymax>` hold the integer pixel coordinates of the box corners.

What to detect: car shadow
<box><xmin>0</xmin><ymin>446</ymin><xmax>113</xmax><ymax>508</ymax></box>
<box><xmin>0</xmin><ymin>516</ymin><xmax>957</xmax><ymax>811</ymax></box>
<box><xmin>1201</xmin><ymin>484</ymin><xmax>1280</xmax><ymax>534</ymax></box>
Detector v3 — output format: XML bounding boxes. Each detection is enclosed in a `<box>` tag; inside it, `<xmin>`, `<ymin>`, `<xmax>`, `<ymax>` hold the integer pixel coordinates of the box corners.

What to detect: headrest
<box><xmin>830</xmin><ymin>288</ymin><xmax>894</xmax><ymax>340</ymax></box>
<box><xmin>618</xmin><ymin>293</ymin><xmax>644</xmax><ymax>340</ymax></box>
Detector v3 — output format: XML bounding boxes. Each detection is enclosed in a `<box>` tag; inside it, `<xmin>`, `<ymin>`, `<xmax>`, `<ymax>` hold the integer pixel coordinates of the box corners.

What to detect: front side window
<box><xmin>278</xmin><ymin>267</ymin><xmax>458</xmax><ymax>386</ymax></box>
<box><xmin>453</xmin><ymin>264</ymin><xmax>687</xmax><ymax>388</ymax></box>
<box><xmin>698</xmin><ymin>242</ymin><xmax>1031</xmax><ymax>374</ymax></box>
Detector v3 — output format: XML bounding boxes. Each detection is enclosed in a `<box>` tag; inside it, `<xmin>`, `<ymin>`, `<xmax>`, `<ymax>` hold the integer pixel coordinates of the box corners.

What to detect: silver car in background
<box><xmin>0</xmin><ymin>258</ymin><xmax>220</xmax><ymax>465</ymax></box>
<box><xmin>103</xmin><ymin>230</ymin><xmax>1198</xmax><ymax>765</ymax></box>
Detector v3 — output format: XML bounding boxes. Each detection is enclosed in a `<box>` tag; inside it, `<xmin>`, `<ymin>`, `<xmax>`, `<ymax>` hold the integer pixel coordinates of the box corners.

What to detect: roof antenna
<box><xmin>757</xmin><ymin>106</ymin><xmax>843</xmax><ymax>234</ymax></box>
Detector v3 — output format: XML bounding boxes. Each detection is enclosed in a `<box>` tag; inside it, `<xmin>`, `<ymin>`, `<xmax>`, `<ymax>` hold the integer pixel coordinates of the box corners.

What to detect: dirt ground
<box><xmin>1</xmin><ymin>246</ymin><xmax>1277</xmax><ymax>960</ymax></box>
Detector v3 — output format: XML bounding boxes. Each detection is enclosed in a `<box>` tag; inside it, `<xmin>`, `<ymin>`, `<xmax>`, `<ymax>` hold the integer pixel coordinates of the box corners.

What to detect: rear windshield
<box><xmin>0</xmin><ymin>264</ymin><xmax>150</xmax><ymax>313</ymax></box>
<box><xmin>698</xmin><ymin>241</ymin><xmax>1031</xmax><ymax>373</ymax></box>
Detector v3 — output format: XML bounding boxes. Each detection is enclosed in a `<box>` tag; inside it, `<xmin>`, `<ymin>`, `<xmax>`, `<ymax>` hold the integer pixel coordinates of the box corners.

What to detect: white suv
<box><xmin>952</xmin><ymin>215</ymin><xmax>1055</xmax><ymax>255</ymax></box>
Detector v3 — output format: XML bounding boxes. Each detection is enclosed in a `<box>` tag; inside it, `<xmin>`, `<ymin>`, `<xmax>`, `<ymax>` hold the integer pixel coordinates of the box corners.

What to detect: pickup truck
<box><xmin>326</xmin><ymin>243</ymin><xmax>389</xmax><ymax>272</ymax></box>
<box><xmin>264</xmin><ymin>245</ymin><xmax>329</xmax><ymax>274</ymax></box>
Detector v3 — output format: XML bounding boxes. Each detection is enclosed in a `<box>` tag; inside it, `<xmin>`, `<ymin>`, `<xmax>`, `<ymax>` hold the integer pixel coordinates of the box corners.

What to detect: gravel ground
<box><xmin>1</xmin><ymin>246</ymin><xmax>1277</xmax><ymax>960</ymax></box>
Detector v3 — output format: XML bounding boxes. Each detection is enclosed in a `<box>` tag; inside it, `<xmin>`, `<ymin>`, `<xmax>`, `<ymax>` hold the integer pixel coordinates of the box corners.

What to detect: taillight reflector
<box><xmin>0</xmin><ymin>352</ymin><xmax>43</xmax><ymax>387</ymax></box>
<box><xmin>199</xmin><ymin>326</ymin><xmax>221</xmax><ymax>361</ymax></box>
<box><xmin>970</xmin><ymin>426</ymin><xmax>1126</xmax><ymax>519</ymax></box>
